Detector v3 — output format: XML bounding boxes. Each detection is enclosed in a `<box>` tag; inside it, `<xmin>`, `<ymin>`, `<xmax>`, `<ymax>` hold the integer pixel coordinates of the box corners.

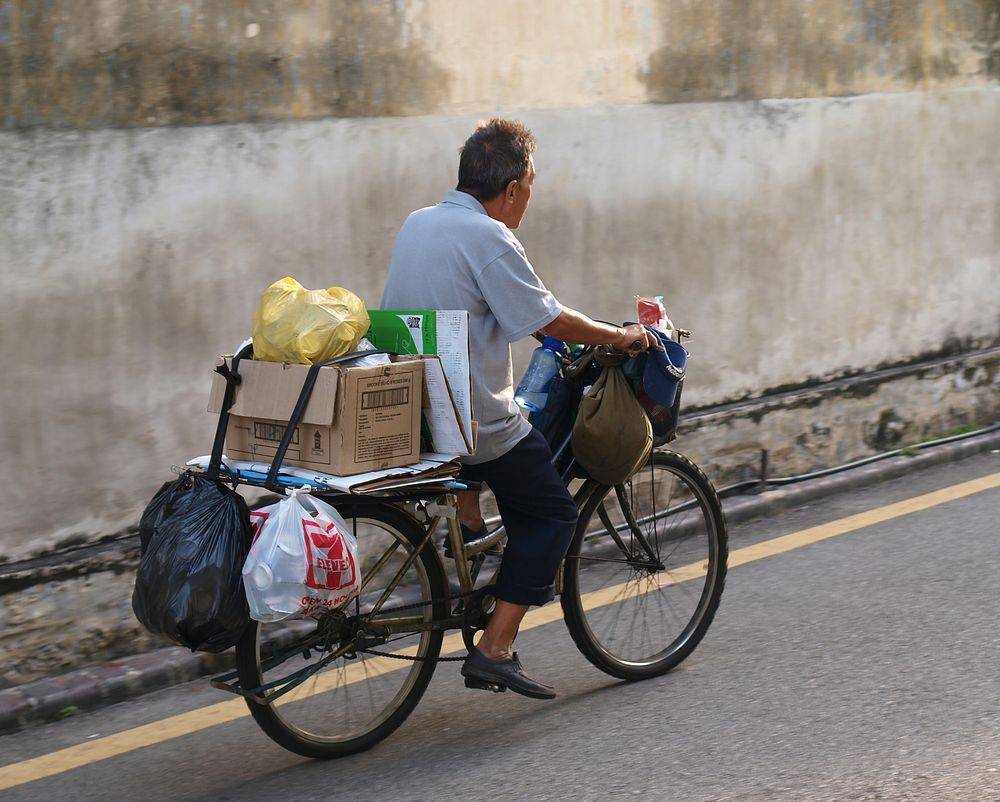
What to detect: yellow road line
<box><xmin>1</xmin><ymin>471</ymin><xmax>997</xmax><ymax>791</ymax></box>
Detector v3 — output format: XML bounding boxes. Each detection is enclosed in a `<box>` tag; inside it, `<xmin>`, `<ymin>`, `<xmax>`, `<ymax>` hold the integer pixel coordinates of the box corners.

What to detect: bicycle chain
<box><xmin>357</xmin><ymin>647</ymin><xmax>466</xmax><ymax>663</ymax></box>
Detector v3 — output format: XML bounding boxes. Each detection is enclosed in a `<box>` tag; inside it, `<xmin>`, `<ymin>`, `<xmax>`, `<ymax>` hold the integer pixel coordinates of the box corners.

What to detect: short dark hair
<box><xmin>457</xmin><ymin>118</ymin><xmax>536</xmax><ymax>202</ymax></box>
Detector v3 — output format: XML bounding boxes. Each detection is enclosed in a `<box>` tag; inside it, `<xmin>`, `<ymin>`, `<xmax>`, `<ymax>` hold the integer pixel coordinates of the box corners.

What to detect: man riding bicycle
<box><xmin>381</xmin><ymin>118</ymin><xmax>654</xmax><ymax>699</ymax></box>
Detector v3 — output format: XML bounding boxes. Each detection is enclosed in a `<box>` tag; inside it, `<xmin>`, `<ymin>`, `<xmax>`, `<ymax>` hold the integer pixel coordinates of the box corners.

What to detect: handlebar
<box><xmin>559</xmin><ymin>324</ymin><xmax>691</xmax><ymax>378</ymax></box>
<box><xmin>603</xmin><ymin>324</ymin><xmax>693</xmax><ymax>354</ymax></box>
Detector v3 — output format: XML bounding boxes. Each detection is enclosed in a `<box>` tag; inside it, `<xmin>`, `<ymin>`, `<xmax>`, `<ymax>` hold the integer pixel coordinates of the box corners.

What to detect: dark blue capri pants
<box><xmin>459</xmin><ymin>428</ymin><xmax>579</xmax><ymax>606</ymax></box>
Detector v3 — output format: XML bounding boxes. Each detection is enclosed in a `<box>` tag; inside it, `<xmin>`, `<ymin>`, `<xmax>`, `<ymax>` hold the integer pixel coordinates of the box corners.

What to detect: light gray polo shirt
<box><xmin>380</xmin><ymin>190</ymin><xmax>562</xmax><ymax>464</ymax></box>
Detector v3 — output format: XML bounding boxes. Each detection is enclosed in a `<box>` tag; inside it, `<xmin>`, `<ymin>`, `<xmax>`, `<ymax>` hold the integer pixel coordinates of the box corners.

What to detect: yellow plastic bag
<box><xmin>251</xmin><ymin>277</ymin><xmax>370</xmax><ymax>365</ymax></box>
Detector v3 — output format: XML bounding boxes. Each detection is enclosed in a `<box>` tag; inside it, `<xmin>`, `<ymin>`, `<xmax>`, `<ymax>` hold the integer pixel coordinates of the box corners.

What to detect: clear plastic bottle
<box><xmin>514</xmin><ymin>336</ymin><xmax>564</xmax><ymax>413</ymax></box>
<box><xmin>247</xmin><ymin>530</ymin><xmax>308</xmax><ymax>620</ymax></box>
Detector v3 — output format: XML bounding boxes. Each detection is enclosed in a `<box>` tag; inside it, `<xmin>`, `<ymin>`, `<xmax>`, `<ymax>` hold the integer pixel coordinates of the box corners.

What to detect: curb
<box><xmin>0</xmin><ymin>648</ymin><xmax>233</xmax><ymax>735</ymax></box>
<box><xmin>1</xmin><ymin>430</ymin><xmax>997</xmax><ymax>735</ymax></box>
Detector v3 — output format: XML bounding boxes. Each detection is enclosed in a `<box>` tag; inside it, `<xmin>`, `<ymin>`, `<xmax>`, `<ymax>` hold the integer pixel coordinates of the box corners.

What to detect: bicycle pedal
<box><xmin>464</xmin><ymin>676</ymin><xmax>507</xmax><ymax>693</ymax></box>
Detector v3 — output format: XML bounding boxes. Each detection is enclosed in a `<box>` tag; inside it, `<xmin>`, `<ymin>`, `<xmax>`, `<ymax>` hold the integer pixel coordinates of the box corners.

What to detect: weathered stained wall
<box><xmin>642</xmin><ymin>0</ymin><xmax>1000</xmax><ymax>102</ymax></box>
<box><xmin>0</xmin><ymin>1</ymin><xmax>998</xmax><ymax>561</ymax></box>
<box><xmin>1</xmin><ymin>0</ymin><xmax>997</xmax><ymax>128</ymax></box>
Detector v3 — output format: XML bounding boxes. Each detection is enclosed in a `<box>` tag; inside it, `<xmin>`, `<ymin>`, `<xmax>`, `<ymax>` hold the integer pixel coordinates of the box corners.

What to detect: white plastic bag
<box><xmin>242</xmin><ymin>487</ymin><xmax>361</xmax><ymax>623</ymax></box>
<box><xmin>341</xmin><ymin>337</ymin><xmax>391</xmax><ymax>368</ymax></box>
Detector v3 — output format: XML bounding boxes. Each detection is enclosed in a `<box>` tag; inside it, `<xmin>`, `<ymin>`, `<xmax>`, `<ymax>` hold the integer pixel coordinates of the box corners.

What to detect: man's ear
<box><xmin>504</xmin><ymin>179</ymin><xmax>519</xmax><ymax>203</ymax></box>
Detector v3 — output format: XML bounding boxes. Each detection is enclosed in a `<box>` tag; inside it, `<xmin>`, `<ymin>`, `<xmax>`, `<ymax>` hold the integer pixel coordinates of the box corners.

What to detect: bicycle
<box><xmin>204</xmin><ymin>328</ymin><xmax>728</xmax><ymax>759</ymax></box>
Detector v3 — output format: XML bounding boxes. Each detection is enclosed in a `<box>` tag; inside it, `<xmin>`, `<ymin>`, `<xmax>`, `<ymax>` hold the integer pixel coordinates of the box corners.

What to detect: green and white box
<box><xmin>368</xmin><ymin>310</ymin><xmax>474</xmax><ymax>455</ymax></box>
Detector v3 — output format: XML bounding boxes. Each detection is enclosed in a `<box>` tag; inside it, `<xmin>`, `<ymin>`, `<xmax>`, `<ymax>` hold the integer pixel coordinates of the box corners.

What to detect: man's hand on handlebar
<box><xmin>541</xmin><ymin>306</ymin><xmax>663</xmax><ymax>353</ymax></box>
<box><xmin>612</xmin><ymin>323</ymin><xmax>660</xmax><ymax>355</ymax></box>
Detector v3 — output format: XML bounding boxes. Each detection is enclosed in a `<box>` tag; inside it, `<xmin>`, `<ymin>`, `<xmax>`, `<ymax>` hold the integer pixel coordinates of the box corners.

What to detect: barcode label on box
<box><xmin>361</xmin><ymin>387</ymin><xmax>410</xmax><ymax>410</ymax></box>
<box><xmin>253</xmin><ymin>421</ymin><xmax>299</xmax><ymax>444</ymax></box>
<box><xmin>354</xmin><ymin>370</ymin><xmax>418</xmax><ymax>464</ymax></box>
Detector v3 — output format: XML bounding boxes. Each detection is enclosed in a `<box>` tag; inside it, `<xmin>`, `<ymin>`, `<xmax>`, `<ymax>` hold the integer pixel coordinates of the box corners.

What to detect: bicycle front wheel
<box><xmin>561</xmin><ymin>450</ymin><xmax>727</xmax><ymax>680</ymax></box>
<box><xmin>235</xmin><ymin>502</ymin><xmax>448</xmax><ymax>759</ymax></box>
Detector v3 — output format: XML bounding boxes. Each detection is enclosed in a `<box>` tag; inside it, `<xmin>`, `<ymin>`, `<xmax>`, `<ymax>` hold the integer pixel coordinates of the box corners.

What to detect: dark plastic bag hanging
<box><xmin>132</xmin><ymin>475</ymin><xmax>252</xmax><ymax>652</ymax></box>
<box><xmin>138</xmin><ymin>473</ymin><xmax>195</xmax><ymax>554</ymax></box>
<box><xmin>528</xmin><ymin>375</ymin><xmax>579</xmax><ymax>452</ymax></box>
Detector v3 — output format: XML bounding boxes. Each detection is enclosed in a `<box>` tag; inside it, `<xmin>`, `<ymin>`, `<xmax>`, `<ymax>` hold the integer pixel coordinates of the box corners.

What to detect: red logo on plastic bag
<box><xmin>301</xmin><ymin>519</ymin><xmax>357</xmax><ymax>592</ymax></box>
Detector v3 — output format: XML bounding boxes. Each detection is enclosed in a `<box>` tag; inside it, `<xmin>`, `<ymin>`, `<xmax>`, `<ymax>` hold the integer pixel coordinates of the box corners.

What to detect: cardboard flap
<box><xmin>208</xmin><ymin>357</ymin><xmax>339</xmax><ymax>425</ymax></box>
<box><xmin>416</xmin><ymin>355</ymin><xmax>472</xmax><ymax>455</ymax></box>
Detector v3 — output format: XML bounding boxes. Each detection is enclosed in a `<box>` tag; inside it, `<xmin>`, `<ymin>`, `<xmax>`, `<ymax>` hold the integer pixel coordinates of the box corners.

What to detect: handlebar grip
<box><xmin>629</xmin><ymin>340</ymin><xmax>644</xmax><ymax>351</ymax></box>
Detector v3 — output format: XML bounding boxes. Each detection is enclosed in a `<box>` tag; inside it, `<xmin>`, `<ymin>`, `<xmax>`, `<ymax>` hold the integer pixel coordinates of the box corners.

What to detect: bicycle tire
<box><xmin>236</xmin><ymin>501</ymin><xmax>449</xmax><ymax>759</ymax></box>
<box><xmin>561</xmin><ymin>450</ymin><xmax>728</xmax><ymax>681</ymax></box>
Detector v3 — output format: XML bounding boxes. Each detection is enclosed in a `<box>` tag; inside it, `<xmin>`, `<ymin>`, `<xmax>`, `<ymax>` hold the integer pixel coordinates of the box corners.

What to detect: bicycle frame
<box><xmin>353</xmin><ymin>495</ymin><xmax>507</xmax><ymax>638</ymax></box>
<box><xmin>210</xmin><ymin>328</ymin><xmax>693</xmax><ymax>701</ymax></box>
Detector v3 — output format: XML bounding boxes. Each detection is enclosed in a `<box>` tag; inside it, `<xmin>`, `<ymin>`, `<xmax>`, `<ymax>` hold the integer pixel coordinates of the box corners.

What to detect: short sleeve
<box><xmin>474</xmin><ymin>246</ymin><xmax>562</xmax><ymax>342</ymax></box>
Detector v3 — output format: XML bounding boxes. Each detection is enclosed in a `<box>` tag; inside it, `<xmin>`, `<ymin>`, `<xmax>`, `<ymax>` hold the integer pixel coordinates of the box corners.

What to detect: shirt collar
<box><xmin>442</xmin><ymin>189</ymin><xmax>487</xmax><ymax>215</ymax></box>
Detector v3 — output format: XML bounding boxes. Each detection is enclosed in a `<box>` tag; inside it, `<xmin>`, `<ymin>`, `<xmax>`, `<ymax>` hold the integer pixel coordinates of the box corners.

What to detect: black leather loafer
<box><xmin>461</xmin><ymin>648</ymin><xmax>557</xmax><ymax>700</ymax></box>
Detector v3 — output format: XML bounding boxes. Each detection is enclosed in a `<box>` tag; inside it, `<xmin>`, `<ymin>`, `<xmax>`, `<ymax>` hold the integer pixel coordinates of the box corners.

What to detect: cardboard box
<box><xmin>208</xmin><ymin>357</ymin><xmax>424</xmax><ymax>476</ymax></box>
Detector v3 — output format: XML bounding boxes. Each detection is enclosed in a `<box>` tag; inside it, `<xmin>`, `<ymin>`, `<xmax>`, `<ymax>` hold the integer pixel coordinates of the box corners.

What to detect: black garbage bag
<box><xmin>132</xmin><ymin>475</ymin><xmax>252</xmax><ymax>652</ymax></box>
<box><xmin>138</xmin><ymin>473</ymin><xmax>195</xmax><ymax>554</ymax></box>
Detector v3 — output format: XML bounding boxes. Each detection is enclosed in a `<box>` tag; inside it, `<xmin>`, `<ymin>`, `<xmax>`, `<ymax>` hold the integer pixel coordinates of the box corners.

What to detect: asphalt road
<box><xmin>1</xmin><ymin>451</ymin><xmax>998</xmax><ymax>801</ymax></box>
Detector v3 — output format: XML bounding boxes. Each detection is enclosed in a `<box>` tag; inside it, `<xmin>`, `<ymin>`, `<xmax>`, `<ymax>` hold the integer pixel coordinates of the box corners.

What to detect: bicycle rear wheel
<box><xmin>561</xmin><ymin>450</ymin><xmax>727</xmax><ymax>680</ymax></box>
<box><xmin>235</xmin><ymin>502</ymin><xmax>448</xmax><ymax>759</ymax></box>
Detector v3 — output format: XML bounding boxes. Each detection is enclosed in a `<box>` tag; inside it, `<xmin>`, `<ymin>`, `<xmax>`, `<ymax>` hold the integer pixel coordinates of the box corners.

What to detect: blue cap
<box><xmin>542</xmin><ymin>336</ymin><xmax>564</xmax><ymax>353</ymax></box>
<box><xmin>641</xmin><ymin>327</ymin><xmax>688</xmax><ymax>407</ymax></box>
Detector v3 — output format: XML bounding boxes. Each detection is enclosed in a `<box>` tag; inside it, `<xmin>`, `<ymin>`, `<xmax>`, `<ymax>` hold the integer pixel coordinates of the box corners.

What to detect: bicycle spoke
<box><xmin>360</xmin><ymin>540</ymin><xmax>402</xmax><ymax>593</ymax></box>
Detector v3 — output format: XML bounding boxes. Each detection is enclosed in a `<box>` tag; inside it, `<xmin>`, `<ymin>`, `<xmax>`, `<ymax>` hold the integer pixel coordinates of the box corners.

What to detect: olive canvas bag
<box><xmin>571</xmin><ymin>347</ymin><xmax>653</xmax><ymax>485</ymax></box>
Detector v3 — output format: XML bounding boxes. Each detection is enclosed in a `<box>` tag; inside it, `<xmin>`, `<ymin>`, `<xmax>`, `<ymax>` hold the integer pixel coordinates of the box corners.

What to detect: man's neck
<box><xmin>479</xmin><ymin>195</ymin><xmax>510</xmax><ymax>226</ymax></box>
<box><xmin>455</xmin><ymin>187</ymin><xmax>512</xmax><ymax>227</ymax></box>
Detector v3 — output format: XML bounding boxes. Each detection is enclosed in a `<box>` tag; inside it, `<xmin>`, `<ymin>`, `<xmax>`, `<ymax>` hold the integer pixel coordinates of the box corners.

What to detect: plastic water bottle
<box><xmin>247</xmin><ymin>529</ymin><xmax>307</xmax><ymax>619</ymax></box>
<box><xmin>515</xmin><ymin>337</ymin><xmax>564</xmax><ymax>413</ymax></box>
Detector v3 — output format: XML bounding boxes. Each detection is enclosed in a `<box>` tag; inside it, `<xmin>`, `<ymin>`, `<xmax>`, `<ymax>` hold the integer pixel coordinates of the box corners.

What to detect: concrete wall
<box><xmin>1</xmin><ymin>0</ymin><xmax>998</xmax><ymax>560</ymax></box>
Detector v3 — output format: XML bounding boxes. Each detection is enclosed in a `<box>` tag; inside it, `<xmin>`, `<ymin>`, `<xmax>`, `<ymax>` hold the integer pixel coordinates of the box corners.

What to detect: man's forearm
<box><xmin>541</xmin><ymin>307</ymin><xmax>623</xmax><ymax>345</ymax></box>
